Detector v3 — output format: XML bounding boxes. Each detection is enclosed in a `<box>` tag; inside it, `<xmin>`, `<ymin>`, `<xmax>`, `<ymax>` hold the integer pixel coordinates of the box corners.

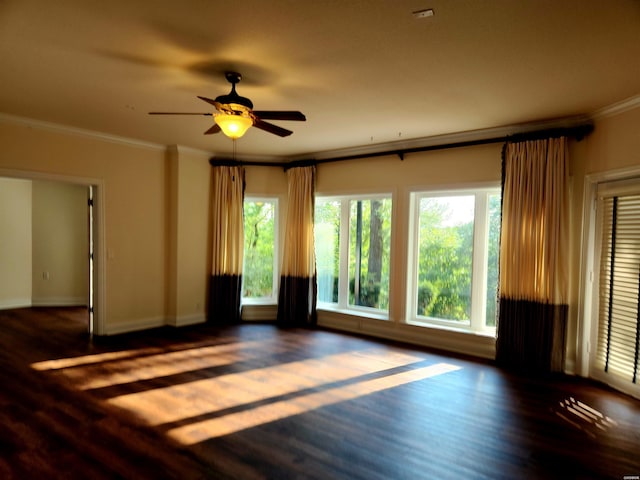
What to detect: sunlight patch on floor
<box><xmin>167</xmin><ymin>362</ymin><xmax>462</xmax><ymax>444</ymax></box>
<box><xmin>30</xmin><ymin>339</ymin><xmax>291</xmax><ymax>389</ymax></box>
<box><xmin>105</xmin><ymin>349</ymin><xmax>426</xmax><ymax>426</ymax></box>
<box><xmin>31</xmin><ymin>347</ymin><xmax>164</xmax><ymax>371</ymax></box>
<box><xmin>554</xmin><ymin>396</ymin><xmax>618</xmax><ymax>438</ymax></box>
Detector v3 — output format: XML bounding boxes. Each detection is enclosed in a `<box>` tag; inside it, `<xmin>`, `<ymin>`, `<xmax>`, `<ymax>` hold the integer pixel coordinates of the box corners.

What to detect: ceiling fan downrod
<box><xmin>215</xmin><ymin>72</ymin><xmax>253</xmax><ymax>110</ymax></box>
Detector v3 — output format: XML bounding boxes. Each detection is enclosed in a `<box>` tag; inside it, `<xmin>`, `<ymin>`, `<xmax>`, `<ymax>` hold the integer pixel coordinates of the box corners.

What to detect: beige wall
<box><xmin>31</xmin><ymin>180</ymin><xmax>89</xmax><ymax>306</ymax></box>
<box><xmin>0</xmin><ymin>121</ymin><xmax>170</xmax><ymax>332</ymax></box>
<box><xmin>584</xmin><ymin>107</ymin><xmax>640</xmax><ymax>174</ymax></box>
<box><xmin>166</xmin><ymin>147</ymin><xmax>212</xmax><ymax>326</ymax></box>
<box><xmin>245</xmin><ymin>164</ymin><xmax>289</xmax><ymax>196</ymax></box>
<box><xmin>0</xmin><ymin>178</ymin><xmax>32</xmax><ymax>307</ymax></box>
<box><xmin>0</xmin><ymin>177</ymin><xmax>88</xmax><ymax>308</ymax></box>
<box><xmin>1</xmin><ymin>105</ymin><xmax>637</xmax><ymax>364</ymax></box>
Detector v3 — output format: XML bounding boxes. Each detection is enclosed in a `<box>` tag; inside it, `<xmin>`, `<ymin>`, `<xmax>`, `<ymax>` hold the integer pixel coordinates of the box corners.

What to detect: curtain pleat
<box><xmin>209</xmin><ymin>165</ymin><xmax>245</xmax><ymax>323</ymax></box>
<box><xmin>496</xmin><ymin>137</ymin><xmax>569</xmax><ymax>373</ymax></box>
<box><xmin>277</xmin><ymin>166</ymin><xmax>317</xmax><ymax>326</ymax></box>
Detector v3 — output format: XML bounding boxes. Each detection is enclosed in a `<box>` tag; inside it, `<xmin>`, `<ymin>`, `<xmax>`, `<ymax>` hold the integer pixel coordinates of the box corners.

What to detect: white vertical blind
<box><xmin>596</xmin><ymin>190</ymin><xmax>640</xmax><ymax>385</ymax></box>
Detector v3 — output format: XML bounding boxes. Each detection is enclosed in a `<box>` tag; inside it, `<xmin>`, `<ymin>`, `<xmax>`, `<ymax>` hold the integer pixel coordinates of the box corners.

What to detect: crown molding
<box><xmin>591</xmin><ymin>94</ymin><xmax>640</xmax><ymax>120</ymax></box>
<box><xmin>178</xmin><ymin>144</ymin><xmax>283</xmax><ymax>163</ymax></box>
<box><xmin>287</xmin><ymin>115</ymin><xmax>592</xmax><ymax>162</ymax></box>
<box><xmin>210</xmin><ymin>152</ymin><xmax>284</xmax><ymax>164</ymax></box>
<box><xmin>0</xmin><ymin>112</ymin><xmax>289</xmax><ymax>161</ymax></box>
<box><xmin>0</xmin><ymin>112</ymin><xmax>166</xmax><ymax>151</ymax></box>
<box><xmin>1</xmin><ymin>110</ymin><xmax>603</xmax><ymax>165</ymax></box>
<box><xmin>175</xmin><ymin>144</ymin><xmax>215</xmax><ymax>157</ymax></box>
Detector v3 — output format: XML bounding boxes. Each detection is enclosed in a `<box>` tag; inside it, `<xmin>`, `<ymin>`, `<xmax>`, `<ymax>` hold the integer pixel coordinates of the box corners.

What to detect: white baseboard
<box><xmin>104</xmin><ymin>313</ymin><xmax>209</xmax><ymax>335</ymax></box>
<box><xmin>0</xmin><ymin>298</ymin><xmax>32</xmax><ymax>310</ymax></box>
<box><xmin>166</xmin><ymin>313</ymin><xmax>206</xmax><ymax>327</ymax></box>
<box><xmin>31</xmin><ymin>296</ymin><xmax>87</xmax><ymax>307</ymax></box>
<box><xmin>103</xmin><ymin>316</ymin><xmax>165</xmax><ymax>335</ymax></box>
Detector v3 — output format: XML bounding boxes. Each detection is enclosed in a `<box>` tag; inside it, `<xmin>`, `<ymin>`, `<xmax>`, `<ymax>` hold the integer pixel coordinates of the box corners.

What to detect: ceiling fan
<box><xmin>149</xmin><ymin>71</ymin><xmax>306</xmax><ymax>139</ymax></box>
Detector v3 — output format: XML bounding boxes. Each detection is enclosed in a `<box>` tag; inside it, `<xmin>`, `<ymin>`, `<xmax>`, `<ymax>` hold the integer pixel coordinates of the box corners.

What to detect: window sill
<box><xmin>317</xmin><ymin>310</ymin><xmax>496</xmax><ymax>359</ymax></box>
<box><xmin>317</xmin><ymin>306</ymin><xmax>389</xmax><ymax>322</ymax></box>
<box><xmin>241</xmin><ymin>299</ymin><xmax>277</xmax><ymax>306</ymax></box>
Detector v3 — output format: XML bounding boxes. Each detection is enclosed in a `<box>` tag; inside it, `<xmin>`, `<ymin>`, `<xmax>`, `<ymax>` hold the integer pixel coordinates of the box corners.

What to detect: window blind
<box><xmin>596</xmin><ymin>193</ymin><xmax>640</xmax><ymax>384</ymax></box>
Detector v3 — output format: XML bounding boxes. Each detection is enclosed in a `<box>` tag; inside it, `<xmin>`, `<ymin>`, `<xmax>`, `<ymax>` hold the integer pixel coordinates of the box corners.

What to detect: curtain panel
<box><xmin>496</xmin><ymin>137</ymin><xmax>569</xmax><ymax>373</ymax></box>
<box><xmin>277</xmin><ymin>166</ymin><xmax>317</xmax><ymax>326</ymax></box>
<box><xmin>209</xmin><ymin>165</ymin><xmax>245</xmax><ymax>323</ymax></box>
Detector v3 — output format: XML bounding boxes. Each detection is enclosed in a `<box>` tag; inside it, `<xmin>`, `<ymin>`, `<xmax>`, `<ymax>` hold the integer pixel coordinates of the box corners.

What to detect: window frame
<box><xmin>315</xmin><ymin>192</ymin><xmax>393</xmax><ymax>318</ymax></box>
<box><xmin>406</xmin><ymin>187</ymin><xmax>500</xmax><ymax>335</ymax></box>
<box><xmin>241</xmin><ymin>196</ymin><xmax>279</xmax><ymax>305</ymax></box>
<box><xmin>588</xmin><ymin>178</ymin><xmax>640</xmax><ymax>399</ymax></box>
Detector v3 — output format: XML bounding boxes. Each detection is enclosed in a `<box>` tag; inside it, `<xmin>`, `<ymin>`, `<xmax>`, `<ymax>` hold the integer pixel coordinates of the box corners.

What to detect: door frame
<box><xmin>0</xmin><ymin>168</ymin><xmax>105</xmax><ymax>335</ymax></box>
<box><xmin>577</xmin><ymin>164</ymin><xmax>640</xmax><ymax>378</ymax></box>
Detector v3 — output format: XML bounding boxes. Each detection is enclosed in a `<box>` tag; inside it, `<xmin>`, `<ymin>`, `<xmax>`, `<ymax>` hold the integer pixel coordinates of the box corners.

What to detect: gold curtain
<box><xmin>277</xmin><ymin>166</ymin><xmax>317</xmax><ymax>326</ymax></box>
<box><xmin>496</xmin><ymin>137</ymin><xmax>569</xmax><ymax>373</ymax></box>
<box><xmin>209</xmin><ymin>165</ymin><xmax>245</xmax><ymax>323</ymax></box>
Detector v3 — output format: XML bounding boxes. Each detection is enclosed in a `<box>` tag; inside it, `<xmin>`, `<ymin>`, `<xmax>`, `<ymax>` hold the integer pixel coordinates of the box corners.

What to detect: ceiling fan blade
<box><xmin>204</xmin><ymin>124</ymin><xmax>221</xmax><ymax>135</ymax></box>
<box><xmin>253</xmin><ymin>111</ymin><xmax>306</xmax><ymax>121</ymax></box>
<box><xmin>253</xmin><ymin>119</ymin><xmax>293</xmax><ymax>137</ymax></box>
<box><xmin>149</xmin><ymin>112</ymin><xmax>212</xmax><ymax>115</ymax></box>
<box><xmin>197</xmin><ymin>96</ymin><xmax>218</xmax><ymax>108</ymax></box>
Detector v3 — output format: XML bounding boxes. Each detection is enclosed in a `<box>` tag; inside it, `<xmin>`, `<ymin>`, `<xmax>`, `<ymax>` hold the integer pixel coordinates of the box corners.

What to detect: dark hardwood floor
<box><xmin>0</xmin><ymin>307</ymin><xmax>639</xmax><ymax>479</ymax></box>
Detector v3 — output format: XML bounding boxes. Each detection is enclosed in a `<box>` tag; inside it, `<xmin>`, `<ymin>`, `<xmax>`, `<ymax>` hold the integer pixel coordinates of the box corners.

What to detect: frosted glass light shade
<box><xmin>214</xmin><ymin>113</ymin><xmax>253</xmax><ymax>139</ymax></box>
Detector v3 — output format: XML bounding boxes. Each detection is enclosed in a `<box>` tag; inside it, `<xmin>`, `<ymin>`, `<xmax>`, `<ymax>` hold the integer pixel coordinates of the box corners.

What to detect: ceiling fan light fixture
<box><xmin>214</xmin><ymin>113</ymin><xmax>253</xmax><ymax>139</ymax></box>
<box><xmin>149</xmin><ymin>71</ymin><xmax>305</xmax><ymax>139</ymax></box>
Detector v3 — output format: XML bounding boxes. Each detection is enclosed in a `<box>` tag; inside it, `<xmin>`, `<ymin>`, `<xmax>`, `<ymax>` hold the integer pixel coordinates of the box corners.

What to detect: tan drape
<box><xmin>209</xmin><ymin>165</ymin><xmax>244</xmax><ymax>323</ymax></box>
<box><xmin>281</xmin><ymin>166</ymin><xmax>316</xmax><ymax>277</ymax></box>
<box><xmin>277</xmin><ymin>166</ymin><xmax>317</xmax><ymax>326</ymax></box>
<box><xmin>499</xmin><ymin>137</ymin><xmax>569</xmax><ymax>303</ymax></box>
<box><xmin>496</xmin><ymin>137</ymin><xmax>569</xmax><ymax>373</ymax></box>
<box><xmin>211</xmin><ymin>165</ymin><xmax>245</xmax><ymax>276</ymax></box>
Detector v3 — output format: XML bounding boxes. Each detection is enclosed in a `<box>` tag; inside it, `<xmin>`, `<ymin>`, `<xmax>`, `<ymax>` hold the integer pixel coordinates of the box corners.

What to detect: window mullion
<box><xmin>272</xmin><ymin>198</ymin><xmax>279</xmax><ymax>301</ymax></box>
<box><xmin>407</xmin><ymin>193</ymin><xmax>421</xmax><ymax>322</ymax></box>
<box><xmin>338</xmin><ymin>200</ymin><xmax>350</xmax><ymax>308</ymax></box>
<box><xmin>354</xmin><ymin>200</ymin><xmax>363</xmax><ymax>305</ymax></box>
<box><xmin>470</xmin><ymin>192</ymin><xmax>488</xmax><ymax>332</ymax></box>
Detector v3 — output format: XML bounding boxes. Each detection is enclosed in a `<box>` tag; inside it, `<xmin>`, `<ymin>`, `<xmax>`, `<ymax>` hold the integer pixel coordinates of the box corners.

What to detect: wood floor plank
<box><xmin>1</xmin><ymin>307</ymin><xmax>639</xmax><ymax>479</ymax></box>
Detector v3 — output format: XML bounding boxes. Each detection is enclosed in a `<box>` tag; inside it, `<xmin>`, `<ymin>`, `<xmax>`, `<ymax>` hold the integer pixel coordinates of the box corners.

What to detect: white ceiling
<box><xmin>1</xmin><ymin>0</ymin><xmax>639</xmax><ymax>161</ymax></box>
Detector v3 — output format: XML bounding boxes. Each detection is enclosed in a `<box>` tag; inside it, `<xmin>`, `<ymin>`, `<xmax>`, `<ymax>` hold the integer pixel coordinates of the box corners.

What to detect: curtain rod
<box><xmin>210</xmin><ymin>122</ymin><xmax>594</xmax><ymax>170</ymax></box>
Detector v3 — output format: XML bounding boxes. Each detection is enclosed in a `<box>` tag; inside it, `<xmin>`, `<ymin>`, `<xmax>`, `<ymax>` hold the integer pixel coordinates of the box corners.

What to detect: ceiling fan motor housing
<box><xmin>215</xmin><ymin>71</ymin><xmax>254</xmax><ymax>110</ymax></box>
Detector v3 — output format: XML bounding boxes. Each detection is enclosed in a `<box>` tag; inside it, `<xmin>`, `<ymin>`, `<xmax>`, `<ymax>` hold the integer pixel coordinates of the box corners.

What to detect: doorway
<box><xmin>0</xmin><ymin>170</ymin><xmax>104</xmax><ymax>335</ymax></box>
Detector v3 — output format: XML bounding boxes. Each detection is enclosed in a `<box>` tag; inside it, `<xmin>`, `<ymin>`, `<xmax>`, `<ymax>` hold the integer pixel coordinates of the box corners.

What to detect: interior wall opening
<box><xmin>0</xmin><ymin>172</ymin><xmax>102</xmax><ymax>335</ymax></box>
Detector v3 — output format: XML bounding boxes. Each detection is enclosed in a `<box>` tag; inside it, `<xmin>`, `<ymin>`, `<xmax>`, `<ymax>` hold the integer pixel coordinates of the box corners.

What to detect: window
<box><xmin>315</xmin><ymin>195</ymin><xmax>392</xmax><ymax>315</ymax></box>
<box><xmin>592</xmin><ymin>180</ymin><xmax>640</xmax><ymax>396</ymax></box>
<box><xmin>242</xmin><ymin>198</ymin><xmax>278</xmax><ymax>302</ymax></box>
<box><xmin>407</xmin><ymin>189</ymin><xmax>500</xmax><ymax>333</ymax></box>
